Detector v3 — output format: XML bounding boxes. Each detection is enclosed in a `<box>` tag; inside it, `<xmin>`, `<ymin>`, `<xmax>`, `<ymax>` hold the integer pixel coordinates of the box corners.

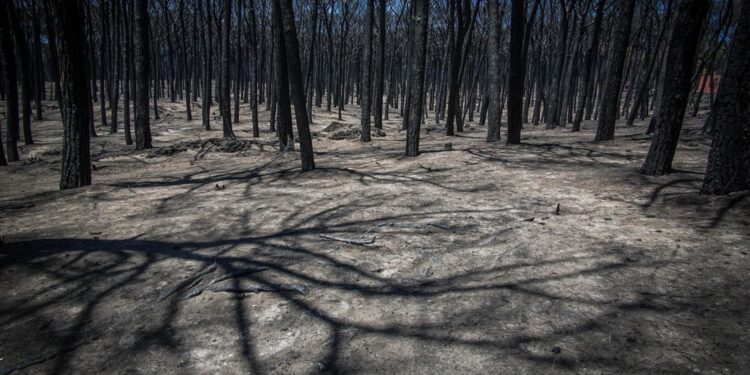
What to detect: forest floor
<box><xmin>1</xmin><ymin>100</ymin><xmax>749</xmax><ymax>375</ymax></box>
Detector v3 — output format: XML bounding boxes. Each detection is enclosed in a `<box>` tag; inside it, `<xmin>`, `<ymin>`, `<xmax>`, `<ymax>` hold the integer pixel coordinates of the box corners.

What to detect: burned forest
<box><xmin>1</xmin><ymin>0</ymin><xmax>749</xmax><ymax>373</ymax></box>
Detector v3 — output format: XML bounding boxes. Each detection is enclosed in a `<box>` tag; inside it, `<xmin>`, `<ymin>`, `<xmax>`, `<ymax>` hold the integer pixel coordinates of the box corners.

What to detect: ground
<box><xmin>1</xmin><ymin>99</ymin><xmax>749</xmax><ymax>375</ymax></box>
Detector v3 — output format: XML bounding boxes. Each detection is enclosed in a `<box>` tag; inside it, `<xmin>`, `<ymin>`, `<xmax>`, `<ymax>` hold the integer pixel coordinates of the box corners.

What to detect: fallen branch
<box><xmin>156</xmin><ymin>263</ymin><xmax>217</xmax><ymax>302</ymax></box>
<box><xmin>204</xmin><ymin>283</ymin><xmax>306</xmax><ymax>295</ymax></box>
<box><xmin>319</xmin><ymin>234</ymin><xmax>376</xmax><ymax>245</ymax></box>
<box><xmin>0</xmin><ymin>335</ymin><xmax>97</xmax><ymax>375</ymax></box>
<box><xmin>184</xmin><ymin>267</ymin><xmax>270</xmax><ymax>299</ymax></box>
<box><xmin>210</xmin><ymin>267</ymin><xmax>269</xmax><ymax>284</ymax></box>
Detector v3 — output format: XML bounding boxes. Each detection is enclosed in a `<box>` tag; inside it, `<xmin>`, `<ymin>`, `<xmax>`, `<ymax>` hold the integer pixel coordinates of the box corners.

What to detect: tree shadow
<box><xmin>2</xmin><ymin>199</ymin><xmax>746</xmax><ymax>374</ymax></box>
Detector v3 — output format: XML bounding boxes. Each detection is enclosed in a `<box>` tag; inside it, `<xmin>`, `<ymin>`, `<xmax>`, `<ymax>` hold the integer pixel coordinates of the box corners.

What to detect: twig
<box><xmin>319</xmin><ymin>234</ymin><xmax>376</xmax><ymax>245</ymax></box>
<box><xmin>185</xmin><ymin>267</ymin><xmax>271</xmax><ymax>299</ymax></box>
<box><xmin>203</xmin><ymin>282</ymin><xmax>306</xmax><ymax>295</ymax></box>
<box><xmin>155</xmin><ymin>263</ymin><xmax>217</xmax><ymax>302</ymax></box>
<box><xmin>210</xmin><ymin>267</ymin><xmax>269</xmax><ymax>284</ymax></box>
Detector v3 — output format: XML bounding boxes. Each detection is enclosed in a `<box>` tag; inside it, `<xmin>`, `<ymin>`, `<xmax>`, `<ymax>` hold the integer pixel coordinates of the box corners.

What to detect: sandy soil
<box><xmin>0</xmin><ymin>99</ymin><xmax>748</xmax><ymax>375</ymax></box>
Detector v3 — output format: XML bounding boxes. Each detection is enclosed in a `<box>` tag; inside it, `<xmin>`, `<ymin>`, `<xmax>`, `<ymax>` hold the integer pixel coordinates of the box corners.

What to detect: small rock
<box><xmin>551</xmin><ymin>346</ymin><xmax>561</xmax><ymax>354</ymax></box>
<box><xmin>118</xmin><ymin>333</ymin><xmax>137</xmax><ymax>347</ymax></box>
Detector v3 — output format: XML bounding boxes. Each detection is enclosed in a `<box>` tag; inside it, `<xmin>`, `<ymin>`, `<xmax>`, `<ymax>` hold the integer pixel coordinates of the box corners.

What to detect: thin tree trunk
<box><xmin>7</xmin><ymin>0</ymin><xmax>34</xmax><ymax>144</ymax></box>
<box><xmin>405</xmin><ymin>0</ymin><xmax>429</xmax><ymax>156</ymax></box>
<box><xmin>506</xmin><ymin>0</ymin><xmax>526</xmax><ymax>144</ymax></box>
<box><xmin>135</xmin><ymin>0</ymin><xmax>153</xmax><ymax>150</ymax></box>
<box><xmin>220</xmin><ymin>0</ymin><xmax>235</xmax><ymax>138</ymax></box>
<box><xmin>373</xmin><ymin>0</ymin><xmax>386</xmax><ymax>130</ymax></box>
<box><xmin>593</xmin><ymin>0</ymin><xmax>636</xmax><ymax>142</ymax></box>
<box><xmin>360</xmin><ymin>0</ymin><xmax>374</xmax><ymax>142</ymax></box>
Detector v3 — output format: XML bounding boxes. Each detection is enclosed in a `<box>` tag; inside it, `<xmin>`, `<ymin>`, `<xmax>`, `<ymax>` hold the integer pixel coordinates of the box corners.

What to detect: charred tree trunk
<box><xmin>593</xmin><ymin>0</ymin><xmax>636</xmax><ymax>142</ymax></box>
<box><xmin>52</xmin><ymin>0</ymin><xmax>92</xmax><ymax>189</ymax></box>
<box><xmin>701</xmin><ymin>1</ymin><xmax>750</xmax><ymax>194</ymax></box>
<box><xmin>249</xmin><ymin>0</ymin><xmax>260</xmax><ymax>137</ymax></box>
<box><xmin>0</xmin><ymin>0</ymin><xmax>19</xmax><ymax>162</ymax></box>
<box><xmin>220</xmin><ymin>0</ymin><xmax>235</xmax><ymax>138</ymax></box>
<box><xmin>545</xmin><ymin>0</ymin><xmax>571</xmax><ymax>129</ymax></box>
<box><xmin>201</xmin><ymin>0</ymin><xmax>212</xmax><ymax>130</ymax></box>
<box><xmin>373</xmin><ymin>0</ymin><xmax>386</xmax><ymax>130</ymax></box>
<box><xmin>123</xmin><ymin>0</ymin><xmax>134</xmax><ymax>145</ymax></box>
<box><xmin>7</xmin><ymin>0</ymin><xmax>34</xmax><ymax>144</ymax></box>
<box><xmin>506</xmin><ymin>0</ymin><xmax>525</xmax><ymax>144</ymax></box>
<box><xmin>42</xmin><ymin>1</ymin><xmax>63</xmax><ymax>111</ymax></box>
<box><xmin>305</xmin><ymin>0</ymin><xmax>319</xmax><ymax>124</ymax></box>
<box><xmin>32</xmin><ymin>0</ymin><xmax>43</xmax><ymax>120</ymax></box>
<box><xmin>360</xmin><ymin>0</ymin><xmax>374</xmax><ymax>142</ymax></box>
<box><xmin>641</xmin><ymin>0</ymin><xmax>709</xmax><ymax>175</ymax></box>
<box><xmin>572</xmin><ymin>0</ymin><xmax>605</xmax><ymax>132</ymax></box>
<box><xmin>626</xmin><ymin>0</ymin><xmax>673</xmax><ymax>127</ymax></box>
<box><xmin>278</xmin><ymin>0</ymin><xmax>315</xmax><ymax>171</ymax></box>
<box><xmin>486</xmin><ymin>0</ymin><xmax>503</xmax><ymax>142</ymax></box>
<box><xmin>134</xmin><ymin>0</ymin><xmax>153</xmax><ymax>150</ymax></box>
<box><xmin>405</xmin><ymin>0</ymin><xmax>428</xmax><ymax>156</ymax></box>
<box><xmin>110</xmin><ymin>1</ymin><xmax>121</xmax><ymax>134</ymax></box>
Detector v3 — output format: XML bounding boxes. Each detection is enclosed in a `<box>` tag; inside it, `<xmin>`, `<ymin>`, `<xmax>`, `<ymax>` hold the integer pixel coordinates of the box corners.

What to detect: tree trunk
<box><xmin>32</xmin><ymin>0</ymin><xmax>44</xmax><ymax>120</ymax></box>
<box><xmin>123</xmin><ymin>0</ymin><xmax>134</xmax><ymax>145</ymax></box>
<box><xmin>249</xmin><ymin>0</ymin><xmax>260</xmax><ymax>137</ymax></box>
<box><xmin>373</xmin><ymin>0</ymin><xmax>386</xmax><ymax>130</ymax></box>
<box><xmin>305</xmin><ymin>0</ymin><xmax>319</xmax><ymax>124</ymax></box>
<box><xmin>572</xmin><ymin>0</ymin><xmax>605</xmax><ymax>132</ymax></box>
<box><xmin>641</xmin><ymin>0</ymin><xmax>709</xmax><ymax>175</ymax></box>
<box><xmin>7</xmin><ymin>0</ymin><xmax>34</xmax><ymax>144</ymax></box>
<box><xmin>626</xmin><ymin>0</ymin><xmax>673</xmax><ymax>127</ymax></box>
<box><xmin>0</xmin><ymin>0</ymin><xmax>19</xmax><ymax>162</ymax></box>
<box><xmin>593</xmin><ymin>0</ymin><xmax>636</xmax><ymax>142</ymax></box>
<box><xmin>405</xmin><ymin>0</ymin><xmax>429</xmax><ymax>156</ymax></box>
<box><xmin>486</xmin><ymin>0</ymin><xmax>503</xmax><ymax>142</ymax></box>
<box><xmin>506</xmin><ymin>0</ymin><xmax>525</xmax><ymax>144</ymax></box>
<box><xmin>220</xmin><ymin>0</ymin><xmax>235</xmax><ymax>138</ymax></box>
<box><xmin>701</xmin><ymin>1</ymin><xmax>750</xmax><ymax>194</ymax></box>
<box><xmin>51</xmin><ymin>0</ymin><xmax>92</xmax><ymax>189</ymax></box>
<box><xmin>134</xmin><ymin>0</ymin><xmax>153</xmax><ymax>150</ymax></box>
<box><xmin>278</xmin><ymin>0</ymin><xmax>315</xmax><ymax>171</ymax></box>
<box><xmin>360</xmin><ymin>0</ymin><xmax>374</xmax><ymax>142</ymax></box>
<box><xmin>545</xmin><ymin>0</ymin><xmax>571</xmax><ymax>129</ymax></box>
